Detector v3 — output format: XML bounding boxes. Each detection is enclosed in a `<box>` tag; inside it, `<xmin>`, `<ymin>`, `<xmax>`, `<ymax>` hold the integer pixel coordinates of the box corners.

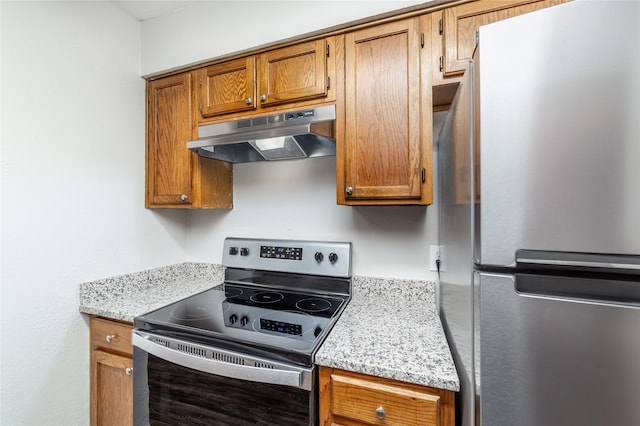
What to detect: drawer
<box><xmin>330</xmin><ymin>371</ymin><xmax>440</xmax><ymax>426</ymax></box>
<box><xmin>90</xmin><ymin>316</ymin><xmax>133</xmax><ymax>356</ymax></box>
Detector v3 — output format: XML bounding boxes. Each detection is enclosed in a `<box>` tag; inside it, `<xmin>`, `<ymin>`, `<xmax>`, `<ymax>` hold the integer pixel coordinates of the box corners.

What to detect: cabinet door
<box><xmin>198</xmin><ymin>57</ymin><xmax>256</xmax><ymax>118</ymax></box>
<box><xmin>441</xmin><ymin>0</ymin><xmax>566</xmax><ymax>77</ymax></box>
<box><xmin>146</xmin><ymin>73</ymin><xmax>193</xmax><ymax>207</ymax></box>
<box><xmin>91</xmin><ymin>350</ymin><xmax>133</xmax><ymax>426</ymax></box>
<box><xmin>342</xmin><ymin>18</ymin><xmax>428</xmax><ymax>204</ymax></box>
<box><xmin>258</xmin><ymin>39</ymin><xmax>328</xmax><ymax>107</ymax></box>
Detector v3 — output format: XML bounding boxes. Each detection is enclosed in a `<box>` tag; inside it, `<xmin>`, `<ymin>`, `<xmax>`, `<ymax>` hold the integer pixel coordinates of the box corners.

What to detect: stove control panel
<box><xmin>223</xmin><ymin>237</ymin><xmax>352</xmax><ymax>278</ymax></box>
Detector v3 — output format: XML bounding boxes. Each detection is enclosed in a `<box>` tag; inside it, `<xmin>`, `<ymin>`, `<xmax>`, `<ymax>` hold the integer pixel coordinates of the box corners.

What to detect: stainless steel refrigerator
<box><xmin>438</xmin><ymin>2</ymin><xmax>640</xmax><ymax>426</ymax></box>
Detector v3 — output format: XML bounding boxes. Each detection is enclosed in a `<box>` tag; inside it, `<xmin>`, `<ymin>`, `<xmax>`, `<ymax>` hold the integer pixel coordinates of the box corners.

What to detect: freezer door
<box><xmin>479</xmin><ymin>272</ymin><xmax>640</xmax><ymax>426</ymax></box>
<box><xmin>477</xmin><ymin>1</ymin><xmax>640</xmax><ymax>266</ymax></box>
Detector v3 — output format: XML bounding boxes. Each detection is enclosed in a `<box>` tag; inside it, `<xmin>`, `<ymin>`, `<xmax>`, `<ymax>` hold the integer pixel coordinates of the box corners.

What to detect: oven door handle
<box><xmin>132</xmin><ymin>330</ymin><xmax>312</xmax><ymax>391</ymax></box>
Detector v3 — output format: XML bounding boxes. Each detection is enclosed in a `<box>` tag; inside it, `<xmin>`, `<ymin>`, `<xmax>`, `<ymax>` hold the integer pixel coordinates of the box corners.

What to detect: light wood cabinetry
<box><xmin>90</xmin><ymin>316</ymin><xmax>133</xmax><ymax>426</ymax></box>
<box><xmin>146</xmin><ymin>72</ymin><xmax>232</xmax><ymax>209</ymax></box>
<box><xmin>436</xmin><ymin>0</ymin><xmax>567</xmax><ymax>79</ymax></box>
<box><xmin>319</xmin><ymin>367</ymin><xmax>455</xmax><ymax>426</ymax></box>
<box><xmin>338</xmin><ymin>16</ymin><xmax>433</xmax><ymax>205</ymax></box>
<box><xmin>197</xmin><ymin>38</ymin><xmax>337</xmax><ymax>121</ymax></box>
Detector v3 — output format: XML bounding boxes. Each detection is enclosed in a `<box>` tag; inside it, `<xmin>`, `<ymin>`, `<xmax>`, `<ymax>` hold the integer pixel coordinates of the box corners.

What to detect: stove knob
<box><xmin>229</xmin><ymin>314</ymin><xmax>238</xmax><ymax>325</ymax></box>
<box><xmin>314</xmin><ymin>326</ymin><xmax>322</xmax><ymax>337</ymax></box>
<box><xmin>240</xmin><ymin>316</ymin><xmax>249</xmax><ymax>326</ymax></box>
<box><xmin>314</xmin><ymin>252</ymin><xmax>324</xmax><ymax>263</ymax></box>
<box><xmin>228</xmin><ymin>247</ymin><xmax>238</xmax><ymax>255</ymax></box>
<box><xmin>328</xmin><ymin>252</ymin><xmax>338</xmax><ymax>264</ymax></box>
<box><xmin>240</xmin><ymin>247</ymin><xmax>249</xmax><ymax>256</ymax></box>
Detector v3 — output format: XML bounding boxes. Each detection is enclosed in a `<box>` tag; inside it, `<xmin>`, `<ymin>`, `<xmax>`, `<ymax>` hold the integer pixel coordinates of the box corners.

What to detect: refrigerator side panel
<box><xmin>479</xmin><ymin>272</ymin><xmax>640</xmax><ymax>426</ymax></box>
<box><xmin>438</xmin><ymin>63</ymin><xmax>475</xmax><ymax>426</ymax></box>
<box><xmin>478</xmin><ymin>1</ymin><xmax>640</xmax><ymax>267</ymax></box>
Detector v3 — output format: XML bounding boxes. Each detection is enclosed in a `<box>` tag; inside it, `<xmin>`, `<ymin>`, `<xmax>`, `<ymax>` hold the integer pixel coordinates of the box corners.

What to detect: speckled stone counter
<box><xmin>315</xmin><ymin>276</ymin><xmax>460</xmax><ymax>392</ymax></box>
<box><xmin>78</xmin><ymin>262</ymin><xmax>224</xmax><ymax>322</ymax></box>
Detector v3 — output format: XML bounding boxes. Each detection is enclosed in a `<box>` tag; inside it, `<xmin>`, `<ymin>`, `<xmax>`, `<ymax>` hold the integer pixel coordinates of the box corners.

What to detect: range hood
<box><xmin>187</xmin><ymin>105</ymin><xmax>336</xmax><ymax>163</ymax></box>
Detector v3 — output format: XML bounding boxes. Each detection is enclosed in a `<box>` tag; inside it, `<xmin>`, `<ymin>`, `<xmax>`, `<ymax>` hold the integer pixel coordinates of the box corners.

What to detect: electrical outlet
<box><xmin>429</xmin><ymin>245</ymin><xmax>443</xmax><ymax>271</ymax></box>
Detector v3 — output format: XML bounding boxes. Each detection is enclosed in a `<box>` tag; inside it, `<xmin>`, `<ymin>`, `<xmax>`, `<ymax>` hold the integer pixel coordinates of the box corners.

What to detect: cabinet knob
<box><xmin>375</xmin><ymin>406</ymin><xmax>386</xmax><ymax>419</ymax></box>
<box><xmin>260</xmin><ymin>93</ymin><xmax>267</xmax><ymax>102</ymax></box>
<box><xmin>125</xmin><ymin>367</ymin><xmax>133</xmax><ymax>376</ymax></box>
<box><xmin>345</xmin><ymin>186</ymin><xmax>353</xmax><ymax>196</ymax></box>
<box><xmin>245</xmin><ymin>97</ymin><xmax>252</xmax><ymax>105</ymax></box>
<box><xmin>180</xmin><ymin>194</ymin><xmax>188</xmax><ymax>201</ymax></box>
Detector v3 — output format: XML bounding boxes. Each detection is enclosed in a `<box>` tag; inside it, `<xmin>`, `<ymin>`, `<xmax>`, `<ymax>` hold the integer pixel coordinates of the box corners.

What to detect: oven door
<box><xmin>132</xmin><ymin>330</ymin><xmax>316</xmax><ymax>426</ymax></box>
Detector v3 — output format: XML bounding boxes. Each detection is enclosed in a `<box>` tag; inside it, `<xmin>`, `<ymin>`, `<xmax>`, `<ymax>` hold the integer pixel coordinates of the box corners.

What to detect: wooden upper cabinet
<box><xmin>146</xmin><ymin>72</ymin><xmax>233</xmax><ymax>209</ymax></box>
<box><xmin>147</xmin><ymin>73</ymin><xmax>194</xmax><ymax>207</ymax></box>
<box><xmin>198</xmin><ymin>57</ymin><xmax>256</xmax><ymax>117</ymax></box>
<box><xmin>197</xmin><ymin>38</ymin><xmax>331</xmax><ymax>121</ymax></box>
<box><xmin>339</xmin><ymin>16</ymin><xmax>432</xmax><ymax>205</ymax></box>
<box><xmin>258</xmin><ymin>39</ymin><xmax>328</xmax><ymax>107</ymax></box>
<box><xmin>440</xmin><ymin>0</ymin><xmax>567</xmax><ymax>78</ymax></box>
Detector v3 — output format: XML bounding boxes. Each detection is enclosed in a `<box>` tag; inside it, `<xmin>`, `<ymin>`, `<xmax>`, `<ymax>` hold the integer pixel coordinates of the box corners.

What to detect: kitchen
<box><xmin>2</xmin><ymin>1</ymin><xmax>639</xmax><ymax>425</ymax></box>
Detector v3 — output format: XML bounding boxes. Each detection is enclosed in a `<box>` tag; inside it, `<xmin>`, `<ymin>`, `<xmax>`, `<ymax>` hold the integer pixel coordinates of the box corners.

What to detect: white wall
<box><xmin>142</xmin><ymin>0</ymin><xmax>442</xmax><ymax>280</ymax></box>
<box><xmin>0</xmin><ymin>2</ymin><xmax>188</xmax><ymax>424</ymax></box>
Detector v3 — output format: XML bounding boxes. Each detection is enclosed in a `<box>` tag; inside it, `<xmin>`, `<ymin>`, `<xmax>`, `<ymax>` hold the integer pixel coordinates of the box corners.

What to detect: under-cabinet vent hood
<box><xmin>187</xmin><ymin>105</ymin><xmax>336</xmax><ymax>163</ymax></box>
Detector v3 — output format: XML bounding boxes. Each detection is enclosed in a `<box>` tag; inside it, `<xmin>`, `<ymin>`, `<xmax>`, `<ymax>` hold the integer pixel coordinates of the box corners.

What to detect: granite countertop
<box><xmin>315</xmin><ymin>276</ymin><xmax>460</xmax><ymax>392</ymax></box>
<box><xmin>79</xmin><ymin>262</ymin><xmax>224</xmax><ymax>322</ymax></box>
<box><xmin>79</xmin><ymin>264</ymin><xmax>459</xmax><ymax>392</ymax></box>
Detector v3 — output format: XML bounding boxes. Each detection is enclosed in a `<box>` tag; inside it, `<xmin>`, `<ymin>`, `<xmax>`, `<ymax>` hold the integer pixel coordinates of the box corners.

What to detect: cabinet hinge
<box><xmin>439</xmin><ymin>56</ymin><xmax>443</xmax><ymax>72</ymax></box>
<box><xmin>422</xmin><ymin>168</ymin><xmax>426</xmax><ymax>183</ymax></box>
<box><xmin>421</xmin><ymin>33</ymin><xmax>425</xmax><ymax>48</ymax></box>
<box><xmin>439</xmin><ymin>19</ymin><xmax>443</xmax><ymax>35</ymax></box>
<box><xmin>327</xmin><ymin>76</ymin><xmax>330</xmax><ymax>90</ymax></box>
<box><xmin>326</xmin><ymin>44</ymin><xmax>330</xmax><ymax>57</ymax></box>
<box><xmin>199</xmin><ymin>77</ymin><xmax>202</xmax><ymax>86</ymax></box>
<box><xmin>199</xmin><ymin>102</ymin><xmax>203</xmax><ymax>113</ymax></box>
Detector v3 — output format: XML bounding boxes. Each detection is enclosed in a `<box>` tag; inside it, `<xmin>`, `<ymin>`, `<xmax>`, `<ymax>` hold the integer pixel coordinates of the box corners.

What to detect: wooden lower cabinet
<box><xmin>90</xmin><ymin>316</ymin><xmax>133</xmax><ymax>426</ymax></box>
<box><xmin>319</xmin><ymin>367</ymin><xmax>454</xmax><ymax>426</ymax></box>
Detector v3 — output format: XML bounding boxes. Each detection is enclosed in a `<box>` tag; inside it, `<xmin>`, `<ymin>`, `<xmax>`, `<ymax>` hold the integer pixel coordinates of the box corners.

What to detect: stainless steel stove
<box><xmin>132</xmin><ymin>237</ymin><xmax>352</xmax><ymax>426</ymax></box>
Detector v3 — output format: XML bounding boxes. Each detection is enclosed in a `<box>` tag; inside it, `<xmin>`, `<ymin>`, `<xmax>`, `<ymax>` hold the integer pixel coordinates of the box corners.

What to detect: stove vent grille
<box><xmin>212</xmin><ymin>350</ymin><xmax>245</xmax><ymax>366</ymax></box>
<box><xmin>254</xmin><ymin>362</ymin><xmax>275</xmax><ymax>369</ymax></box>
<box><xmin>177</xmin><ymin>343</ymin><xmax>207</xmax><ymax>358</ymax></box>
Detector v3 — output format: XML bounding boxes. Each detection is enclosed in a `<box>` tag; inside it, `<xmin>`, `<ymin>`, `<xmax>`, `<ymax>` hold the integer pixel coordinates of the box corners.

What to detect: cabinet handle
<box><xmin>260</xmin><ymin>94</ymin><xmax>267</xmax><ymax>102</ymax></box>
<box><xmin>345</xmin><ymin>186</ymin><xmax>353</xmax><ymax>196</ymax></box>
<box><xmin>125</xmin><ymin>367</ymin><xmax>133</xmax><ymax>376</ymax></box>
<box><xmin>375</xmin><ymin>406</ymin><xmax>386</xmax><ymax>419</ymax></box>
<box><xmin>180</xmin><ymin>194</ymin><xmax>188</xmax><ymax>201</ymax></box>
<box><xmin>105</xmin><ymin>334</ymin><xmax>116</xmax><ymax>343</ymax></box>
<box><xmin>245</xmin><ymin>97</ymin><xmax>252</xmax><ymax>105</ymax></box>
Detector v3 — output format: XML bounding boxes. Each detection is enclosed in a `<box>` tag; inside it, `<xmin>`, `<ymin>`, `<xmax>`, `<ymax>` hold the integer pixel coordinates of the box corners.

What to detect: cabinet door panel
<box><xmin>146</xmin><ymin>73</ymin><xmax>193</xmax><ymax>207</ymax></box>
<box><xmin>199</xmin><ymin>57</ymin><xmax>256</xmax><ymax>118</ymax></box>
<box><xmin>344</xmin><ymin>19</ymin><xmax>422</xmax><ymax>200</ymax></box>
<box><xmin>442</xmin><ymin>0</ymin><xmax>566</xmax><ymax>76</ymax></box>
<box><xmin>92</xmin><ymin>350</ymin><xmax>133</xmax><ymax>426</ymax></box>
<box><xmin>258</xmin><ymin>39</ymin><xmax>327</xmax><ymax>106</ymax></box>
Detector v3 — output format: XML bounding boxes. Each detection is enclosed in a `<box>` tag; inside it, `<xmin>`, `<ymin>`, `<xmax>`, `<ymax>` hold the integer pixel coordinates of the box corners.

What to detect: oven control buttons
<box><xmin>329</xmin><ymin>252</ymin><xmax>338</xmax><ymax>264</ymax></box>
<box><xmin>228</xmin><ymin>247</ymin><xmax>238</xmax><ymax>255</ymax></box>
<box><xmin>240</xmin><ymin>247</ymin><xmax>249</xmax><ymax>256</ymax></box>
<box><xmin>260</xmin><ymin>319</ymin><xmax>302</xmax><ymax>336</ymax></box>
<box><xmin>314</xmin><ymin>252</ymin><xmax>324</xmax><ymax>262</ymax></box>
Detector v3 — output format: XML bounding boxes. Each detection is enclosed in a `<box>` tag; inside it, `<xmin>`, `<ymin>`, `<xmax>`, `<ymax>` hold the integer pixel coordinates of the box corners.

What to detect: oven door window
<box><xmin>145</xmin><ymin>353</ymin><xmax>314</xmax><ymax>425</ymax></box>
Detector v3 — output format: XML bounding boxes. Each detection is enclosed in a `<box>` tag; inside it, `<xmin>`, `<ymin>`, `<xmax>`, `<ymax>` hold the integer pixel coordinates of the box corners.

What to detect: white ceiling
<box><xmin>112</xmin><ymin>0</ymin><xmax>202</xmax><ymax>21</ymax></box>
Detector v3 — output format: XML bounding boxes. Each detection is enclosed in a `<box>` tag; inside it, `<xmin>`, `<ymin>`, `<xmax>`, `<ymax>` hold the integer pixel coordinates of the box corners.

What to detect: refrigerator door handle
<box><xmin>514</xmin><ymin>273</ymin><xmax>640</xmax><ymax>307</ymax></box>
<box><xmin>516</xmin><ymin>250</ymin><xmax>640</xmax><ymax>274</ymax></box>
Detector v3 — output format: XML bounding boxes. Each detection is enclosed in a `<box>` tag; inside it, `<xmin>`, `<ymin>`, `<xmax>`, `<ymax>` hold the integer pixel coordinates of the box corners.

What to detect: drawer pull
<box><xmin>105</xmin><ymin>334</ymin><xmax>116</xmax><ymax>343</ymax></box>
<box><xmin>375</xmin><ymin>406</ymin><xmax>385</xmax><ymax>419</ymax></box>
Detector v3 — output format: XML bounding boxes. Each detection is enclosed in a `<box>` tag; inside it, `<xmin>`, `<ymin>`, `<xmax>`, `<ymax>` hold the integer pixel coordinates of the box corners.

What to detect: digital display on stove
<box><xmin>260</xmin><ymin>319</ymin><xmax>302</xmax><ymax>335</ymax></box>
<box><xmin>260</xmin><ymin>245</ymin><xmax>303</xmax><ymax>260</ymax></box>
